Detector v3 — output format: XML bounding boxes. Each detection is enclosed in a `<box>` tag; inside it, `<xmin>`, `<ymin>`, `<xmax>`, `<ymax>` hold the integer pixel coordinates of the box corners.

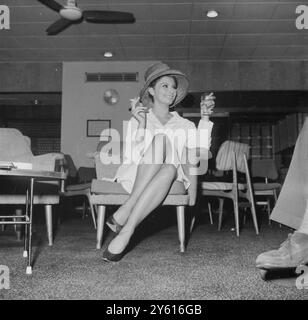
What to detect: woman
<box><xmin>103</xmin><ymin>62</ymin><xmax>215</xmax><ymax>262</ymax></box>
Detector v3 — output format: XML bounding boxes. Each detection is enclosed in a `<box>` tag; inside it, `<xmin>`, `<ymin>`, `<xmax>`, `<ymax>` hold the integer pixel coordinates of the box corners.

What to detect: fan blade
<box><xmin>83</xmin><ymin>11</ymin><xmax>135</xmax><ymax>24</ymax></box>
<box><xmin>46</xmin><ymin>18</ymin><xmax>73</xmax><ymax>35</ymax></box>
<box><xmin>38</xmin><ymin>0</ymin><xmax>63</xmax><ymax>12</ymax></box>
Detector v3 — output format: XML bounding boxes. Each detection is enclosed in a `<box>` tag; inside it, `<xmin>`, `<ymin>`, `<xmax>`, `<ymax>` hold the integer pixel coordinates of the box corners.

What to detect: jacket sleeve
<box><xmin>186</xmin><ymin>119</ymin><xmax>213</xmax><ymax>151</ymax></box>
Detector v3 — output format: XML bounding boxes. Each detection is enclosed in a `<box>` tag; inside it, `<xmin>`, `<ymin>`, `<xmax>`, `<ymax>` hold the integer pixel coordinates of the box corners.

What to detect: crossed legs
<box><xmin>111</xmin><ymin>134</ymin><xmax>172</xmax><ymax>227</ymax></box>
<box><xmin>105</xmin><ymin>134</ymin><xmax>177</xmax><ymax>257</ymax></box>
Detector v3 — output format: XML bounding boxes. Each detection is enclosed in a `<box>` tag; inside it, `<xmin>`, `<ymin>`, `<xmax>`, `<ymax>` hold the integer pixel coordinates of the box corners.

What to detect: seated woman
<box><xmin>103</xmin><ymin>62</ymin><xmax>215</xmax><ymax>262</ymax></box>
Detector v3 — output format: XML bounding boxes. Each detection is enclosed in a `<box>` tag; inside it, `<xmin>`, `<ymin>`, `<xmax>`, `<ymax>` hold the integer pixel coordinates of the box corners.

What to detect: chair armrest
<box><xmin>32</xmin><ymin>153</ymin><xmax>65</xmax><ymax>172</ymax></box>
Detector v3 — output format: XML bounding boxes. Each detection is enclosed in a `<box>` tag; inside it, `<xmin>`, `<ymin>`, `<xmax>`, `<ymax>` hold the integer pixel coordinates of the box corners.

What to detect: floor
<box><xmin>0</xmin><ymin>204</ymin><xmax>307</xmax><ymax>300</ymax></box>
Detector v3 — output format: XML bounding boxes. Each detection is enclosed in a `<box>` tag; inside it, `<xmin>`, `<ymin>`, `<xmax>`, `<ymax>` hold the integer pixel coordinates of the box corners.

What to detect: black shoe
<box><xmin>102</xmin><ymin>247</ymin><xmax>125</xmax><ymax>262</ymax></box>
<box><xmin>106</xmin><ymin>216</ymin><xmax>123</xmax><ymax>234</ymax></box>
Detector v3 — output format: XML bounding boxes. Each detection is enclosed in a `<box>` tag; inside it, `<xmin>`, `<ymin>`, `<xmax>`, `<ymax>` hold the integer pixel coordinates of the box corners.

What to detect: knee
<box><xmin>161</xmin><ymin>163</ymin><xmax>177</xmax><ymax>176</ymax></box>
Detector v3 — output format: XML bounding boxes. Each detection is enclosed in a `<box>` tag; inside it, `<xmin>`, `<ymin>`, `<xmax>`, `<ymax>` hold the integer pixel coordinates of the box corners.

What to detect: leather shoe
<box><xmin>106</xmin><ymin>215</ymin><xmax>123</xmax><ymax>234</ymax></box>
<box><xmin>102</xmin><ymin>247</ymin><xmax>125</xmax><ymax>262</ymax></box>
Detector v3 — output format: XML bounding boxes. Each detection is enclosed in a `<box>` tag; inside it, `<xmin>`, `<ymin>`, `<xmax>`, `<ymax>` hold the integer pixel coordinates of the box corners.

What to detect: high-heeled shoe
<box><xmin>102</xmin><ymin>247</ymin><xmax>125</xmax><ymax>262</ymax></box>
<box><xmin>106</xmin><ymin>215</ymin><xmax>123</xmax><ymax>234</ymax></box>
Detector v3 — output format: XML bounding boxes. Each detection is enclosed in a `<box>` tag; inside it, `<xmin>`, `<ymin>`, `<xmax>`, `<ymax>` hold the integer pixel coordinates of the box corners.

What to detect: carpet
<box><xmin>0</xmin><ymin>206</ymin><xmax>307</xmax><ymax>300</ymax></box>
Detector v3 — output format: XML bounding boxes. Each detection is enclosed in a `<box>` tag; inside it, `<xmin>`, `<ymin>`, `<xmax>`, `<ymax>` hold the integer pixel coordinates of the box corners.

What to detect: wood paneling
<box><xmin>0</xmin><ymin>63</ymin><xmax>62</xmax><ymax>92</ymax></box>
<box><xmin>0</xmin><ymin>60</ymin><xmax>308</xmax><ymax>93</ymax></box>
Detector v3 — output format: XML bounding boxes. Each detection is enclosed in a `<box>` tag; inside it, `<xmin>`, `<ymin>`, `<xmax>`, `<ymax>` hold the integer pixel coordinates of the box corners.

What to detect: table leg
<box><xmin>26</xmin><ymin>178</ymin><xmax>34</xmax><ymax>275</ymax></box>
<box><xmin>14</xmin><ymin>208</ymin><xmax>24</xmax><ymax>241</ymax></box>
<box><xmin>23</xmin><ymin>189</ymin><xmax>29</xmax><ymax>258</ymax></box>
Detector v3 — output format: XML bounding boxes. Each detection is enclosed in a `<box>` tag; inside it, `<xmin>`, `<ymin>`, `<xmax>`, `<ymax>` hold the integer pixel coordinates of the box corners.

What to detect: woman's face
<box><xmin>149</xmin><ymin>76</ymin><xmax>177</xmax><ymax>106</ymax></box>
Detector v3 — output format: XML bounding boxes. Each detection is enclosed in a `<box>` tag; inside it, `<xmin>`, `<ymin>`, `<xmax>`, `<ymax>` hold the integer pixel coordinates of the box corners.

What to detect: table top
<box><xmin>0</xmin><ymin>168</ymin><xmax>67</xmax><ymax>180</ymax></box>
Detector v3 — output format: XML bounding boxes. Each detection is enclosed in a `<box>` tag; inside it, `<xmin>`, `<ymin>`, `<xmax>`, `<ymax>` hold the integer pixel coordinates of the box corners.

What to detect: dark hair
<box><xmin>147</xmin><ymin>75</ymin><xmax>178</xmax><ymax>103</ymax></box>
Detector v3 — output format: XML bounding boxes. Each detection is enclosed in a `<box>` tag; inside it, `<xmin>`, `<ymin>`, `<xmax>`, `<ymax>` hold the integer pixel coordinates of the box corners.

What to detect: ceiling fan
<box><xmin>39</xmin><ymin>0</ymin><xmax>135</xmax><ymax>35</ymax></box>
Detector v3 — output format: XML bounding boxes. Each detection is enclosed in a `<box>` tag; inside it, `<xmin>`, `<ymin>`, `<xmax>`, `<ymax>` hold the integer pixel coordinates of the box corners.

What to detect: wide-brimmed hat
<box><xmin>139</xmin><ymin>62</ymin><xmax>189</xmax><ymax>108</ymax></box>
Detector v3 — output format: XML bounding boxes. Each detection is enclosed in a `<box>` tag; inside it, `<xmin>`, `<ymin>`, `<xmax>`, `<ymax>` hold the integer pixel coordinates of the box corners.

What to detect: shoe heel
<box><xmin>106</xmin><ymin>216</ymin><xmax>123</xmax><ymax>234</ymax></box>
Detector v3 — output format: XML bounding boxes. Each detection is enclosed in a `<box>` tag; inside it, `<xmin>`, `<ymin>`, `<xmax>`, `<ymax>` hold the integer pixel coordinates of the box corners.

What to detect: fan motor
<box><xmin>60</xmin><ymin>7</ymin><xmax>82</xmax><ymax>21</ymax></box>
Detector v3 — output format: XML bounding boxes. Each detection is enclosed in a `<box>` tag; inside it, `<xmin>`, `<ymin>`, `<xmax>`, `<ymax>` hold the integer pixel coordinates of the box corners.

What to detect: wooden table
<box><xmin>0</xmin><ymin>168</ymin><xmax>66</xmax><ymax>275</ymax></box>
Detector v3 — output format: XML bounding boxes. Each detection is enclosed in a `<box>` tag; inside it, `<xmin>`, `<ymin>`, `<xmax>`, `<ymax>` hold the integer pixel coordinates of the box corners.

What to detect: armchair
<box><xmin>0</xmin><ymin>128</ymin><xmax>65</xmax><ymax>245</ymax></box>
<box><xmin>62</xmin><ymin>157</ymin><xmax>97</xmax><ymax>229</ymax></box>
<box><xmin>90</xmin><ymin>141</ymin><xmax>199</xmax><ymax>252</ymax></box>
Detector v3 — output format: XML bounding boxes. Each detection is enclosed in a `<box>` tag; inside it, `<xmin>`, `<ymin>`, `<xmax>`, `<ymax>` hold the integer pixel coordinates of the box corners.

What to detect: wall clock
<box><xmin>103</xmin><ymin>89</ymin><xmax>119</xmax><ymax>105</ymax></box>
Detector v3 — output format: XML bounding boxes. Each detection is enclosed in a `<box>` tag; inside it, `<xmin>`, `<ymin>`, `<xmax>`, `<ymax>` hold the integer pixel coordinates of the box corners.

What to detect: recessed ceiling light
<box><xmin>104</xmin><ymin>51</ymin><xmax>113</xmax><ymax>58</ymax></box>
<box><xmin>206</xmin><ymin>10</ymin><xmax>218</xmax><ymax>18</ymax></box>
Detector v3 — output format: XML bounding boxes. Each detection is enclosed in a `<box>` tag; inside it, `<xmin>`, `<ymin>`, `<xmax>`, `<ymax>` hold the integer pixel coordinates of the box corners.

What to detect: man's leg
<box><xmin>256</xmin><ymin>118</ymin><xmax>308</xmax><ymax>268</ymax></box>
<box><xmin>270</xmin><ymin>118</ymin><xmax>308</xmax><ymax>229</ymax></box>
<box><xmin>256</xmin><ymin>201</ymin><xmax>308</xmax><ymax>268</ymax></box>
<box><xmin>297</xmin><ymin>203</ymin><xmax>308</xmax><ymax>235</ymax></box>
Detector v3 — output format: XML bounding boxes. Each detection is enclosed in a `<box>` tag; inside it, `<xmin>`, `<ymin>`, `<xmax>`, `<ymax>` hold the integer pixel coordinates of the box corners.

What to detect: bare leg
<box><xmin>107</xmin><ymin>163</ymin><xmax>177</xmax><ymax>254</ymax></box>
<box><xmin>113</xmin><ymin>134</ymin><xmax>170</xmax><ymax>226</ymax></box>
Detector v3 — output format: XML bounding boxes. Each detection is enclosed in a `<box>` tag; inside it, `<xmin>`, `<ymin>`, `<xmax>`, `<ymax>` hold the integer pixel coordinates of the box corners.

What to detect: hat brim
<box><xmin>140</xmin><ymin>69</ymin><xmax>189</xmax><ymax>108</ymax></box>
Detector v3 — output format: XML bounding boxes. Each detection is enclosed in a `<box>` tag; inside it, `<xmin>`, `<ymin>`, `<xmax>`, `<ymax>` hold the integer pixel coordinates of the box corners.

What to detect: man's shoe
<box><xmin>256</xmin><ymin>232</ymin><xmax>308</xmax><ymax>268</ymax></box>
<box><xmin>106</xmin><ymin>216</ymin><xmax>123</xmax><ymax>234</ymax></box>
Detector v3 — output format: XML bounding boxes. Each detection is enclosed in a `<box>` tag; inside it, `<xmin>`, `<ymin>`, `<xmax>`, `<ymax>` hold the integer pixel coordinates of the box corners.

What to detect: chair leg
<box><xmin>267</xmin><ymin>198</ymin><xmax>271</xmax><ymax>225</ymax></box>
<box><xmin>246</xmin><ymin>191</ymin><xmax>259</xmax><ymax>235</ymax></box>
<box><xmin>208</xmin><ymin>202</ymin><xmax>213</xmax><ymax>225</ymax></box>
<box><xmin>273</xmin><ymin>189</ymin><xmax>278</xmax><ymax>203</ymax></box>
<box><xmin>250</xmin><ymin>199</ymin><xmax>259</xmax><ymax>235</ymax></box>
<box><xmin>243</xmin><ymin>208</ymin><xmax>247</xmax><ymax>226</ymax></box>
<box><xmin>176</xmin><ymin>206</ymin><xmax>185</xmax><ymax>253</ymax></box>
<box><xmin>87</xmin><ymin>192</ymin><xmax>97</xmax><ymax>230</ymax></box>
<box><xmin>190</xmin><ymin>215</ymin><xmax>195</xmax><ymax>234</ymax></box>
<box><xmin>233</xmin><ymin>199</ymin><xmax>240</xmax><ymax>237</ymax></box>
<box><xmin>96</xmin><ymin>205</ymin><xmax>106</xmax><ymax>249</ymax></box>
<box><xmin>81</xmin><ymin>200</ymin><xmax>86</xmax><ymax>220</ymax></box>
<box><xmin>44</xmin><ymin>205</ymin><xmax>53</xmax><ymax>246</ymax></box>
<box><xmin>218</xmin><ymin>198</ymin><xmax>224</xmax><ymax>231</ymax></box>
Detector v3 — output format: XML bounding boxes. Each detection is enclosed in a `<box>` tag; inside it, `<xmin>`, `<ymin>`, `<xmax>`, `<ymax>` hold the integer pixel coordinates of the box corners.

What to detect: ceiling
<box><xmin>0</xmin><ymin>0</ymin><xmax>307</xmax><ymax>63</ymax></box>
<box><xmin>0</xmin><ymin>0</ymin><xmax>307</xmax><ymax>108</ymax></box>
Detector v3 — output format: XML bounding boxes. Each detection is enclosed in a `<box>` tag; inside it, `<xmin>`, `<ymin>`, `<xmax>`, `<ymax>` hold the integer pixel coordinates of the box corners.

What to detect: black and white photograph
<box><xmin>0</xmin><ymin>0</ymin><xmax>308</xmax><ymax>303</ymax></box>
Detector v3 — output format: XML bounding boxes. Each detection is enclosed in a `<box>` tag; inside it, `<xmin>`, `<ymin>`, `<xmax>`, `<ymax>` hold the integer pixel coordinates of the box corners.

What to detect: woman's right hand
<box><xmin>130</xmin><ymin>97</ymin><xmax>148</xmax><ymax>125</ymax></box>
